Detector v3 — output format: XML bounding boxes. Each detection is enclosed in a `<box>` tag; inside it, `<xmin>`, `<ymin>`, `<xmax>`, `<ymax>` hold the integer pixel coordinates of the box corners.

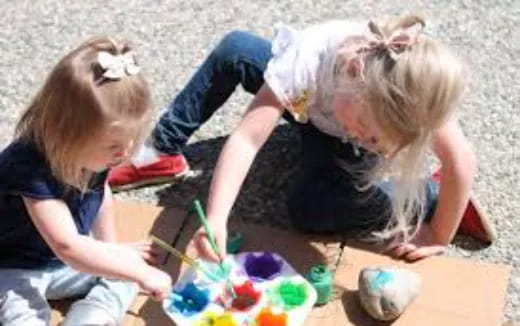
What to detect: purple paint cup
<box><xmin>243</xmin><ymin>252</ymin><xmax>284</xmax><ymax>281</ymax></box>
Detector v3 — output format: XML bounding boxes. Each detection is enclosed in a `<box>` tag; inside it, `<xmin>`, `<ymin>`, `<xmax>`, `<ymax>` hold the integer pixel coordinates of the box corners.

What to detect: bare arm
<box><xmin>91</xmin><ymin>183</ymin><xmax>117</xmax><ymax>242</ymax></box>
<box><xmin>205</xmin><ymin>84</ymin><xmax>285</xmax><ymax>226</ymax></box>
<box><xmin>24</xmin><ymin>196</ymin><xmax>156</xmax><ymax>282</ymax></box>
<box><xmin>429</xmin><ymin>118</ymin><xmax>477</xmax><ymax>244</ymax></box>
<box><xmin>388</xmin><ymin>118</ymin><xmax>476</xmax><ymax>261</ymax></box>
<box><xmin>193</xmin><ymin>84</ymin><xmax>284</xmax><ymax>261</ymax></box>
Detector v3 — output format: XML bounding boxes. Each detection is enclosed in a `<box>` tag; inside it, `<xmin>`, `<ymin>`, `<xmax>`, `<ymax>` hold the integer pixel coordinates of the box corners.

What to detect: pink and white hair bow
<box><xmin>359</xmin><ymin>19</ymin><xmax>424</xmax><ymax>61</ymax></box>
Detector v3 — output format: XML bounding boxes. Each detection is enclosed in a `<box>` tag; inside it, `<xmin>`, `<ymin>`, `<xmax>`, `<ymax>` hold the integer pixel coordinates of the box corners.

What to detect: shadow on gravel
<box><xmin>154</xmin><ymin>123</ymin><xmax>494</xmax><ymax>254</ymax></box>
<box><xmin>155</xmin><ymin>123</ymin><xmax>301</xmax><ymax>229</ymax></box>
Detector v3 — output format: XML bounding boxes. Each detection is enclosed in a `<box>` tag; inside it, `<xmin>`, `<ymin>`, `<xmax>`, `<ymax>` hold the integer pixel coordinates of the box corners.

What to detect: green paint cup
<box><xmin>226</xmin><ymin>231</ymin><xmax>243</xmax><ymax>254</ymax></box>
<box><xmin>306</xmin><ymin>264</ymin><xmax>333</xmax><ymax>306</ymax></box>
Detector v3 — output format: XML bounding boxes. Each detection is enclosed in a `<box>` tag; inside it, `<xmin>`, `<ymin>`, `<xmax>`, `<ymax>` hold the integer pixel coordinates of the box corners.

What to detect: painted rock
<box><xmin>358</xmin><ymin>266</ymin><xmax>421</xmax><ymax>321</ymax></box>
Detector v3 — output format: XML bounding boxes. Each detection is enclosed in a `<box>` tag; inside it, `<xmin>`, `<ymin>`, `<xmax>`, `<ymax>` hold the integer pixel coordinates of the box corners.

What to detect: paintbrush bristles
<box><xmin>150</xmin><ymin>235</ymin><xmax>223</xmax><ymax>283</ymax></box>
<box><xmin>192</xmin><ymin>199</ymin><xmax>237</xmax><ymax>299</ymax></box>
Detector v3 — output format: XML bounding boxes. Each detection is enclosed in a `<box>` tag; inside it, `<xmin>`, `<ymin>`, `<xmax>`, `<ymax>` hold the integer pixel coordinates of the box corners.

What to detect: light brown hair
<box><xmin>336</xmin><ymin>14</ymin><xmax>467</xmax><ymax>241</ymax></box>
<box><xmin>16</xmin><ymin>36</ymin><xmax>151</xmax><ymax>191</ymax></box>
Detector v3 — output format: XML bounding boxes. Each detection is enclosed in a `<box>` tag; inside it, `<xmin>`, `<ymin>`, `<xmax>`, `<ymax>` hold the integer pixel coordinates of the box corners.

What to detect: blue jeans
<box><xmin>153</xmin><ymin>31</ymin><xmax>438</xmax><ymax>233</ymax></box>
<box><xmin>0</xmin><ymin>265</ymin><xmax>138</xmax><ymax>326</ymax></box>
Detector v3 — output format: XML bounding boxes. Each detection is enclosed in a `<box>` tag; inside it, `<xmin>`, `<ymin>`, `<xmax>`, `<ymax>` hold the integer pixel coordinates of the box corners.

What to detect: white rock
<box><xmin>358</xmin><ymin>266</ymin><xmax>421</xmax><ymax>321</ymax></box>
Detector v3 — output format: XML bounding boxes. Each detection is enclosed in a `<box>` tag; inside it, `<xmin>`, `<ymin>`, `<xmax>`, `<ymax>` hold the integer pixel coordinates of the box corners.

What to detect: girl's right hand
<box><xmin>191</xmin><ymin>222</ymin><xmax>228</xmax><ymax>263</ymax></box>
<box><xmin>124</xmin><ymin>240</ymin><xmax>161</xmax><ymax>266</ymax></box>
<box><xmin>138</xmin><ymin>267</ymin><xmax>172</xmax><ymax>301</ymax></box>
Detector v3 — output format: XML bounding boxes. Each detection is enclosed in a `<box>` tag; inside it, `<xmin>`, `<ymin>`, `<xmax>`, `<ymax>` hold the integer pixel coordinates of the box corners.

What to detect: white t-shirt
<box><xmin>264</xmin><ymin>20</ymin><xmax>366</xmax><ymax>142</ymax></box>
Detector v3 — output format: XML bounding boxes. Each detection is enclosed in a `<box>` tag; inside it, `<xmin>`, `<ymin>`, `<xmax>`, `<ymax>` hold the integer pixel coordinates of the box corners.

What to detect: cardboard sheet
<box><xmin>50</xmin><ymin>201</ymin><xmax>510</xmax><ymax>325</ymax></box>
<box><xmin>307</xmin><ymin>246</ymin><xmax>511</xmax><ymax>326</ymax></box>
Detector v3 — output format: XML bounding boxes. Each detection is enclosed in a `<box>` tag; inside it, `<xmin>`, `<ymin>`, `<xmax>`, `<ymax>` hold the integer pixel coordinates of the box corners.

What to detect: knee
<box><xmin>62</xmin><ymin>301</ymin><xmax>118</xmax><ymax>326</ymax></box>
<box><xmin>213</xmin><ymin>30</ymin><xmax>256</xmax><ymax>62</ymax></box>
<box><xmin>219</xmin><ymin>30</ymin><xmax>253</xmax><ymax>50</ymax></box>
<box><xmin>63</xmin><ymin>280</ymin><xmax>138</xmax><ymax>326</ymax></box>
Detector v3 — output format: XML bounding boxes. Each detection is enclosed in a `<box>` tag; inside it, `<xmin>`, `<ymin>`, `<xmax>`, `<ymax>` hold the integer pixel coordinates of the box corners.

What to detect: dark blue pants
<box><xmin>152</xmin><ymin>31</ymin><xmax>438</xmax><ymax>233</ymax></box>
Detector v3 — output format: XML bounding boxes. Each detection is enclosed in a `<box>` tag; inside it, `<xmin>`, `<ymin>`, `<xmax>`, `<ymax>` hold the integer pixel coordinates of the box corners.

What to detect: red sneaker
<box><xmin>108</xmin><ymin>154</ymin><xmax>190</xmax><ymax>191</ymax></box>
<box><xmin>458</xmin><ymin>197</ymin><xmax>496</xmax><ymax>244</ymax></box>
<box><xmin>432</xmin><ymin>170</ymin><xmax>496</xmax><ymax>244</ymax></box>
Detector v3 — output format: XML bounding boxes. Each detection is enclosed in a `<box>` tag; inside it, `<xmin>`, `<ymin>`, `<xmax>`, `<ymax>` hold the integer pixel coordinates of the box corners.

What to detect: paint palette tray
<box><xmin>163</xmin><ymin>251</ymin><xmax>317</xmax><ymax>326</ymax></box>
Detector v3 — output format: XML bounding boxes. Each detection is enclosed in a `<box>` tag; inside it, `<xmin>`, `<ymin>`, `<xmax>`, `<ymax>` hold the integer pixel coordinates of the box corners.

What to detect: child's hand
<box><xmin>386</xmin><ymin>224</ymin><xmax>447</xmax><ymax>261</ymax></box>
<box><xmin>191</xmin><ymin>222</ymin><xmax>227</xmax><ymax>263</ymax></box>
<box><xmin>124</xmin><ymin>241</ymin><xmax>161</xmax><ymax>266</ymax></box>
<box><xmin>138</xmin><ymin>267</ymin><xmax>172</xmax><ymax>301</ymax></box>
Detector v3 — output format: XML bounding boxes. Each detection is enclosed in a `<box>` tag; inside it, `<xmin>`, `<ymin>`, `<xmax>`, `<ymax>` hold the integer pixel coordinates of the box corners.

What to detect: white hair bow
<box><xmin>97</xmin><ymin>51</ymin><xmax>140</xmax><ymax>80</ymax></box>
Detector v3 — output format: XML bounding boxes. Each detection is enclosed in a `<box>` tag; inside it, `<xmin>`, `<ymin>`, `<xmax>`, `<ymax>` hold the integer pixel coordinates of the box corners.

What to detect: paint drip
<box><xmin>196</xmin><ymin>311</ymin><xmax>237</xmax><ymax>326</ymax></box>
<box><xmin>255</xmin><ymin>307</ymin><xmax>287</xmax><ymax>326</ymax></box>
<box><xmin>169</xmin><ymin>282</ymin><xmax>210</xmax><ymax>317</ymax></box>
<box><xmin>358</xmin><ymin>267</ymin><xmax>421</xmax><ymax>321</ymax></box>
<box><xmin>244</xmin><ymin>252</ymin><xmax>283</xmax><ymax>280</ymax></box>
<box><xmin>268</xmin><ymin>279</ymin><xmax>308</xmax><ymax>310</ymax></box>
<box><xmin>198</xmin><ymin>259</ymin><xmax>233</xmax><ymax>282</ymax></box>
<box><xmin>229</xmin><ymin>280</ymin><xmax>261</xmax><ymax>311</ymax></box>
<box><xmin>370</xmin><ymin>270</ymin><xmax>394</xmax><ymax>291</ymax></box>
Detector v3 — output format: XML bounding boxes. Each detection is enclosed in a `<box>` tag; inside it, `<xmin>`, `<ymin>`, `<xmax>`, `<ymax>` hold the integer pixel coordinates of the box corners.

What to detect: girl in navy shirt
<box><xmin>0</xmin><ymin>37</ymin><xmax>171</xmax><ymax>326</ymax></box>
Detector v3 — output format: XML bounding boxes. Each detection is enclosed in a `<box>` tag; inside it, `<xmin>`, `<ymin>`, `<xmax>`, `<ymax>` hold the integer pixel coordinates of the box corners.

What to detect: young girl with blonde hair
<box><xmin>110</xmin><ymin>14</ymin><xmax>495</xmax><ymax>262</ymax></box>
<box><xmin>0</xmin><ymin>37</ymin><xmax>171</xmax><ymax>326</ymax></box>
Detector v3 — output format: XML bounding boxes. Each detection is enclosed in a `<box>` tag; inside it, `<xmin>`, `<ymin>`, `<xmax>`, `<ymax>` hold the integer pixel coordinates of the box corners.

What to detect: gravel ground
<box><xmin>1</xmin><ymin>0</ymin><xmax>518</xmax><ymax>322</ymax></box>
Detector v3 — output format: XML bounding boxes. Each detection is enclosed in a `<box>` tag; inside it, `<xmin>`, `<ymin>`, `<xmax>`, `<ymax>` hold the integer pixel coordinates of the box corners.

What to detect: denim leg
<box><xmin>61</xmin><ymin>278</ymin><xmax>138</xmax><ymax>326</ymax></box>
<box><xmin>153</xmin><ymin>30</ymin><xmax>272</xmax><ymax>154</ymax></box>
<box><xmin>45</xmin><ymin>265</ymin><xmax>97</xmax><ymax>300</ymax></box>
<box><xmin>0</xmin><ymin>268</ymin><xmax>52</xmax><ymax>326</ymax></box>
<box><xmin>0</xmin><ymin>265</ymin><xmax>137</xmax><ymax>326</ymax></box>
<box><xmin>288</xmin><ymin>124</ymin><xmax>439</xmax><ymax>233</ymax></box>
<box><xmin>42</xmin><ymin>265</ymin><xmax>138</xmax><ymax>326</ymax></box>
<box><xmin>377</xmin><ymin>178</ymin><xmax>440</xmax><ymax>224</ymax></box>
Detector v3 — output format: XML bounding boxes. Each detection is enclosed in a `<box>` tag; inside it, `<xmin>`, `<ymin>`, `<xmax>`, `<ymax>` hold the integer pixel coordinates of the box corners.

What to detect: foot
<box><xmin>432</xmin><ymin>170</ymin><xmax>496</xmax><ymax>244</ymax></box>
<box><xmin>108</xmin><ymin>154</ymin><xmax>190</xmax><ymax>191</ymax></box>
<box><xmin>457</xmin><ymin>197</ymin><xmax>496</xmax><ymax>245</ymax></box>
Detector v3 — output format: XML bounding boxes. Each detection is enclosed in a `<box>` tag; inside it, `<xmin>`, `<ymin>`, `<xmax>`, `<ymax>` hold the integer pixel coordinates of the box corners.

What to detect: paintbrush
<box><xmin>193</xmin><ymin>199</ymin><xmax>237</xmax><ymax>299</ymax></box>
<box><xmin>150</xmin><ymin>235</ymin><xmax>219</xmax><ymax>282</ymax></box>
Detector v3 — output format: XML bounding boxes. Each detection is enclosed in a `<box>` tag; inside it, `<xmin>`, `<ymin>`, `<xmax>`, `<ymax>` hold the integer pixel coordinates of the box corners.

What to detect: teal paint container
<box><xmin>226</xmin><ymin>230</ymin><xmax>243</xmax><ymax>254</ymax></box>
<box><xmin>306</xmin><ymin>264</ymin><xmax>333</xmax><ymax>306</ymax></box>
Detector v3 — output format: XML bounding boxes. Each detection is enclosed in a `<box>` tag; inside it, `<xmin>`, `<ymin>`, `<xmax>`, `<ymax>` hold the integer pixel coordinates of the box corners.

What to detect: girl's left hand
<box><xmin>386</xmin><ymin>224</ymin><xmax>447</xmax><ymax>261</ymax></box>
<box><xmin>124</xmin><ymin>241</ymin><xmax>161</xmax><ymax>266</ymax></box>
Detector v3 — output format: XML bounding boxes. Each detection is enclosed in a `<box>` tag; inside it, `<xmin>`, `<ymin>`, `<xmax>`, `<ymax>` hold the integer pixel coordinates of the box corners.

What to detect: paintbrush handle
<box><xmin>150</xmin><ymin>235</ymin><xmax>197</xmax><ymax>266</ymax></box>
<box><xmin>192</xmin><ymin>200</ymin><xmax>237</xmax><ymax>299</ymax></box>
<box><xmin>193</xmin><ymin>200</ymin><xmax>221</xmax><ymax>257</ymax></box>
<box><xmin>150</xmin><ymin>235</ymin><xmax>221</xmax><ymax>282</ymax></box>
